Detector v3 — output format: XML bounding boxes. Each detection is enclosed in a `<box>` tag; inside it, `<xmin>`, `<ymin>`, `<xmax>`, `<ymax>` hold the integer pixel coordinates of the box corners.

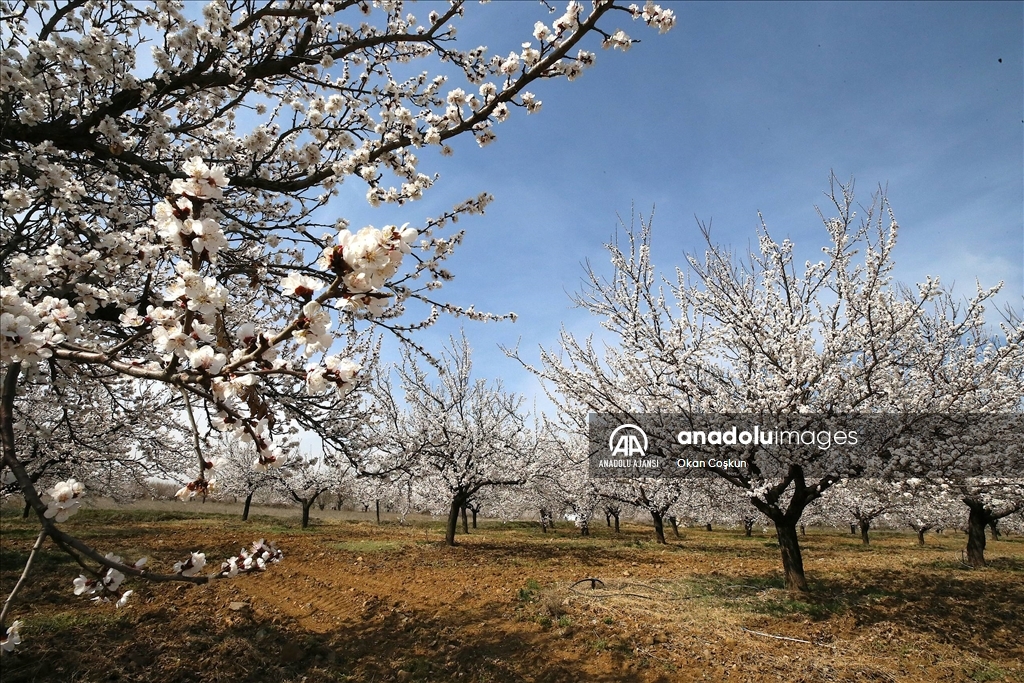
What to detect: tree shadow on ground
<box><xmin>0</xmin><ymin>596</ymin><xmax>669</xmax><ymax>683</ymax></box>
<box><xmin>692</xmin><ymin>566</ymin><xmax>1024</xmax><ymax>660</ymax></box>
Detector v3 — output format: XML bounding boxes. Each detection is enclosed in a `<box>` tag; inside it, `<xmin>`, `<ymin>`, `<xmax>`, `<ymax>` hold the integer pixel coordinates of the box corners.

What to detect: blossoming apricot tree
<box><xmin>512</xmin><ymin>179</ymin><xmax>1024</xmax><ymax>591</ymax></box>
<box><xmin>370</xmin><ymin>334</ymin><xmax>538</xmax><ymax>546</ymax></box>
<box><xmin>0</xmin><ymin>0</ymin><xmax>677</xmax><ymax>650</ymax></box>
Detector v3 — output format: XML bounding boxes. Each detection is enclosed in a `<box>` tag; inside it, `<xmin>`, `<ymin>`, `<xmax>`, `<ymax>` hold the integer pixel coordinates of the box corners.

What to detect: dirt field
<box><xmin>1</xmin><ymin>506</ymin><xmax>1022</xmax><ymax>683</ymax></box>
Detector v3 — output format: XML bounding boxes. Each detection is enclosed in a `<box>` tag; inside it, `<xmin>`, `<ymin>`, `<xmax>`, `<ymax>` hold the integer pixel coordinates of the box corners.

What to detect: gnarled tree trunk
<box><xmin>966</xmin><ymin>502</ymin><xmax>989</xmax><ymax>567</ymax></box>
<box><xmin>775</xmin><ymin>521</ymin><xmax>808</xmax><ymax>592</ymax></box>
<box><xmin>650</xmin><ymin>509</ymin><xmax>666</xmax><ymax>544</ymax></box>
<box><xmin>668</xmin><ymin>516</ymin><xmax>680</xmax><ymax>538</ymax></box>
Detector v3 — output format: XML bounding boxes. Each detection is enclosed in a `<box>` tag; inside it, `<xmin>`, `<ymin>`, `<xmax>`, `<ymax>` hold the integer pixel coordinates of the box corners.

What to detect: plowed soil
<box><xmin>1</xmin><ymin>507</ymin><xmax>1022</xmax><ymax>682</ymax></box>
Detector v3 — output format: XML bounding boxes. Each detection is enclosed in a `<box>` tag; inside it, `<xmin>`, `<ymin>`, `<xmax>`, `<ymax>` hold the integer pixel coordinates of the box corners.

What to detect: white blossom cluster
<box><xmin>175</xmin><ymin>478</ymin><xmax>216</xmax><ymax>501</ymax></box>
<box><xmin>218</xmin><ymin>539</ymin><xmax>284</xmax><ymax>577</ymax></box>
<box><xmin>40</xmin><ymin>479</ymin><xmax>85</xmax><ymax>523</ymax></box>
<box><xmin>72</xmin><ymin>554</ymin><xmax>144</xmax><ymax>608</ymax></box>
<box><xmin>1</xmin><ymin>289</ymin><xmax>79</xmax><ymax>364</ymax></box>
<box><xmin>369</xmin><ymin>334</ymin><xmax>539</xmax><ymax>543</ymax></box>
<box><xmin>173</xmin><ymin>551</ymin><xmax>207</xmax><ymax>578</ymax></box>
<box><xmin>631</xmin><ymin>1</ymin><xmax>678</xmax><ymax>34</ymax></box>
<box><xmin>3</xmin><ymin>0</ymin><xmax>677</xmax><ymax>475</ymax></box>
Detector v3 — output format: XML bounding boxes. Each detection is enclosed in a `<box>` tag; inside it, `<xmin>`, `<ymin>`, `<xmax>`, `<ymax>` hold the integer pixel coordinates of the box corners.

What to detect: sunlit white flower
<box><xmin>520</xmin><ymin>92</ymin><xmax>542</xmax><ymax>114</ymax></box>
<box><xmin>173</xmin><ymin>551</ymin><xmax>207</xmax><ymax>577</ymax></box>
<box><xmin>236</xmin><ymin>323</ymin><xmax>257</xmax><ymax>346</ymax></box>
<box><xmin>73</xmin><ymin>574</ymin><xmax>97</xmax><ymax>596</ymax></box>
<box><xmin>327</xmin><ymin>356</ymin><xmax>360</xmax><ymax>382</ymax></box>
<box><xmin>153</xmin><ymin>325</ymin><xmax>193</xmax><ymax>358</ymax></box>
<box><xmin>3</xmin><ymin>188</ymin><xmax>31</xmax><ymax>214</ymax></box>
<box><xmin>602</xmin><ymin>29</ymin><xmax>632</xmax><ymax>51</ymax></box>
<box><xmin>41</xmin><ymin>479</ymin><xmax>85</xmax><ymax>522</ymax></box>
<box><xmin>306</xmin><ymin>366</ymin><xmax>329</xmax><ymax>395</ymax></box>
<box><xmin>187</xmin><ymin>345</ymin><xmax>227</xmax><ymax>375</ymax></box>
<box><xmin>115</xmin><ymin>590</ymin><xmax>133</xmax><ymax>608</ymax></box>
<box><xmin>281</xmin><ymin>273</ymin><xmax>324</xmax><ymax>299</ymax></box>
<box><xmin>119</xmin><ymin>307</ymin><xmax>146</xmax><ymax>327</ymax></box>
<box><xmin>188</xmin><ymin>218</ymin><xmax>228</xmax><ymax>259</ymax></box>
<box><xmin>1</xmin><ymin>620</ymin><xmax>23</xmax><ymax>653</ymax></box>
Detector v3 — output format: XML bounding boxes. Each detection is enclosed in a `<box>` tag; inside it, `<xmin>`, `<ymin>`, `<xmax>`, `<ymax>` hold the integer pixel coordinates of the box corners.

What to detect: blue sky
<box><xmin>339</xmin><ymin>1</ymin><xmax>1021</xmax><ymax>407</ymax></box>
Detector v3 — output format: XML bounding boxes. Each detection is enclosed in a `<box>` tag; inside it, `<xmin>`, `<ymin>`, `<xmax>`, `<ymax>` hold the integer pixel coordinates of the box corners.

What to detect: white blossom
<box><xmin>0</xmin><ymin>621</ymin><xmax>23</xmax><ymax>654</ymax></box>
<box><xmin>41</xmin><ymin>479</ymin><xmax>85</xmax><ymax>523</ymax></box>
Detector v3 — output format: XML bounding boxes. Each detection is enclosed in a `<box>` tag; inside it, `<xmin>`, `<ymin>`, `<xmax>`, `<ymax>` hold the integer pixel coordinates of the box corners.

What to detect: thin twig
<box><xmin>741</xmin><ymin>627</ymin><xmax>836</xmax><ymax>648</ymax></box>
<box><xmin>0</xmin><ymin>528</ymin><xmax>47</xmax><ymax>627</ymax></box>
<box><xmin>180</xmin><ymin>388</ymin><xmax>207</xmax><ymax>475</ymax></box>
<box><xmin>634</xmin><ymin>645</ymin><xmax>674</xmax><ymax>663</ymax></box>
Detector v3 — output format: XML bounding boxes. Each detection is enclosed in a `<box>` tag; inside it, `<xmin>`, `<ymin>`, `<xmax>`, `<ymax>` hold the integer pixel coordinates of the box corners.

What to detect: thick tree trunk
<box><xmin>606</xmin><ymin>512</ymin><xmax>611</xmax><ymax>527</ymax></box>
<box><xmin>860</xmin><ymin>521</ymin><xmax>870</xmax><ymax>545</ymax></box>
<box><xmin>461</xmin><ymin>504</ymin><xmax>469</xmax><ymax>534</ymax></box>
<box><xmin>580</xmin><ymin>520</ymin><xmax>589</xmax><ymax>536</ymax></box>
<box><xmin>668</xmin><ymin>516</ymin><xmax>680</xmax><ymax>538</ymax></box>
<box><xmin>705</xmin><ymin>523</ymin><xmax>712</xmax><ymax>532</ymax></box>
<box><xmin>800</xmin><ymin>524</ymin><xmax>806</xmax><ymax>536</ymax></box>
<box><xmin>650</xmin><ymin>510</ymin><xmax>667</xmax><ymax>544</ymax></box>
<box><xmin>743</xmin><ymin>518</ymin><xmax>754</xmax><ymax>537</ymax></box>
<box><xmin>242</xmin><ymin>492</ymin><xmax>253</xmax><ymax>521</ymax></box>
<box><xmin>301</xmin><ymin>500</ymin><xmax>312</xmax><ymax>529</ymax></box>
<box><xmin>775</xmin><ymin>521</ymin><xmax>808</xmax><ymax>592</ymax></box>
<box><xmin>988</xmin><ymin>520</ymin><xmax>1000</xmax><ymax>540</ymax></box>
<box><xmin>446</xmin><ymin>493</ymin><xmax>467</xmax><ymax>546</ymax></box>
<box><xmin>850</xmin><ymin>523</ymin><xmax>856</xmax><ymax>534</ymax></box>
<box><xmin>22</xmin><ymin>500</ymin><xmax>31</xmax><ymax>519</ymax></box>
<box><xmin>375</xmin><ymin>499</ymin><xmax>381</xmax><ymax>525</ymax></box>
<box><xmin>471</xmin><ymin>508</ymin><xmax>478</xmax><ymax>529</ymax></box>
<box><xmin>613</xmin><ymin>513</ymin><xmax>620</xmax><ymax>533</ymax></box>
<box><xmin>966</xmin><ymin>504</ymin><xmax>988</xmax><ymax>567</ymax></box>
<box><xmin>917</xmin><ymin>528</ymin><xmax>926</xmax><ymax>545</ymax></box>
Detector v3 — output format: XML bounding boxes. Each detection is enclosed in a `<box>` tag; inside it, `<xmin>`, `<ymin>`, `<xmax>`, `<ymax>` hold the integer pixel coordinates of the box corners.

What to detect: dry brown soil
<box><xmin>1</xmin><ymin>506</ymin><xmax>1022</xmax><ymax>682</ymax></box>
